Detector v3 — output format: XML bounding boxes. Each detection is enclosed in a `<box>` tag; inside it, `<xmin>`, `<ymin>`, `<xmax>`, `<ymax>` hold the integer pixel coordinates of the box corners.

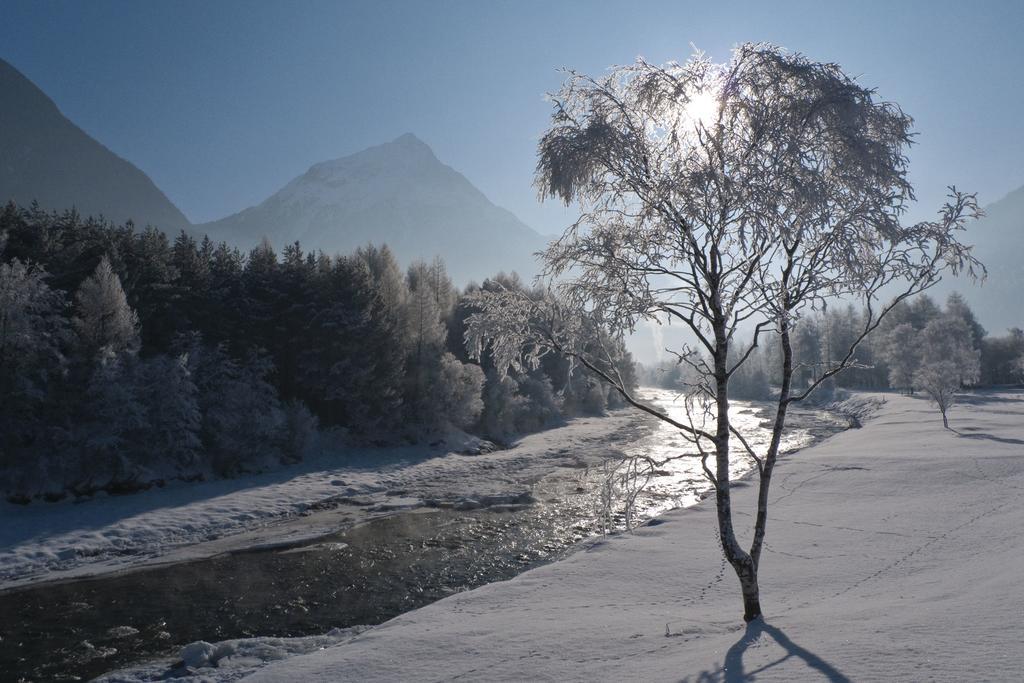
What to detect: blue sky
<box><xmin>2</xmin><ymin>0</ymin><xmax>1022</xmax><ymax>234</ymax></box>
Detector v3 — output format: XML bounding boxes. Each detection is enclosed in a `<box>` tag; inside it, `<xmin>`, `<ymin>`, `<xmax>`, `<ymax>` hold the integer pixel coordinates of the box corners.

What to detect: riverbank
<box><xmin>123</xmin><ymin>390</ymin><xmax>1023</xmax><ymax>681</ymax></box>
<box><xmin>0</xmin><ymin>409</ymin><xmax>649</xmax><ymax>591</ymax></box>
<box><xmin>0</xmin><ymin>388</ymin><xmax>847</xmax><ymax>593</ymax></box>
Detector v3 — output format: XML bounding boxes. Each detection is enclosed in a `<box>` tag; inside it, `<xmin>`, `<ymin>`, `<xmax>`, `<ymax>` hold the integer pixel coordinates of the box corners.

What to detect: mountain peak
<box><xmin>391</xmin><ymin>132</ymin><xmax>428</xmax><ymax>148</ymax></box>
<box><xmin>202</xmin><ymin>135</ymin><xmax>544</xmax><ymax>284</ymax></box>
<box><xmin>378</xmin><ymin>132</ymin><xmax>437</xmax><ymax>163</ymax></box>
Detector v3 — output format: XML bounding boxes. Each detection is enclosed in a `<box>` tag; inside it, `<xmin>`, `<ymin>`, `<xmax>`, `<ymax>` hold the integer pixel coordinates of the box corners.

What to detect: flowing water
<box><xmin>0</xmin><ymin>390</ymin><xmax>845</xmax><ymax>681</ymax></box>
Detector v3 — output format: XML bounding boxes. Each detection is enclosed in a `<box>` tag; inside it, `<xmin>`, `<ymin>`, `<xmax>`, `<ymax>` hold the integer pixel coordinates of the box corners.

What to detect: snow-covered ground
<box><xmin>103</xmin><ymin>390</ymin><xmax>1024</xmax><ymax>681</ymax></box>
<box><xmin>0</xmin><ymin>410</ymin><xmax>644</xmax><ymax>589</ymax></box>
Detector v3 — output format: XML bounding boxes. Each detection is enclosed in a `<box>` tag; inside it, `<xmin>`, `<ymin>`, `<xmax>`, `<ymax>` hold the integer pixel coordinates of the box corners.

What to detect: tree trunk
<box><xmin>750</xmin><ymin>311</ymin><xmax>794</xmax><ymax>571</ymax></box>
<box><xmin>941</xmin><ymin>408</ymin><xmax>949</xmax><ymax>429</ymax></box>
<box><xmin>737</xmin><ymin>558</ymin><xmax>763</xmax><ymax>622</ymax></box>
<box><xmin>710</xmin><ymin>316</ymin><xmax>762</xmax><ymax>621</ymax></box>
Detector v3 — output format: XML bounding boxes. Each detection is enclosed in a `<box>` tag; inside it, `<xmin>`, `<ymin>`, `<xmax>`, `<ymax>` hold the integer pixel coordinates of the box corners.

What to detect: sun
<box><xmin>685</xmin><ymin>91</ymin><xmax>719</xmax><ymax>127</ymax></box>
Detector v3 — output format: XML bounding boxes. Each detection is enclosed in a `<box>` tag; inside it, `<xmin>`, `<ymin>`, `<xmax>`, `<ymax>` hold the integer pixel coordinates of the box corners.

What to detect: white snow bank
<box><xmin>96</xmin><ymin>626</ymin><xmax>369</xmax><ymax>682</ymax></box>
<box><xmin>115</xmin><ymin>390</ymin><xmax>1023</xmax><ymax>681</ymax></box>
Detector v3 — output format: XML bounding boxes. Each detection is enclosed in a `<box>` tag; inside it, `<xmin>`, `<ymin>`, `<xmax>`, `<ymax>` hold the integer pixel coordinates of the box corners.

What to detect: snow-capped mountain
<box><xmin>0</xmin><ymin>58</ymin><xmax>190</xmax><ymax>231</ymax></box>
<box><xmin>200</xmin><ymin>133</ymin><xmax>547</xmax><ymax>285</ymax></box>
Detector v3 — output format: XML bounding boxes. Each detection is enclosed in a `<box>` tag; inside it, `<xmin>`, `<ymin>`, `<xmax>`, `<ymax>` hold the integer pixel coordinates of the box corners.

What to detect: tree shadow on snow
<box><xmin>954</xmin><ymin>390</ymin><xmax>1024</xmax><ymax>406</ymax></box>
<box><xmin>954</xmin><ymin>431</ymin><xmax>1024</xmax><ymax>445</ymax></box>
<box><xmin>684</xmin><ymin>619</ymin><xmax>850</xmax><ymax>683</ymax></box>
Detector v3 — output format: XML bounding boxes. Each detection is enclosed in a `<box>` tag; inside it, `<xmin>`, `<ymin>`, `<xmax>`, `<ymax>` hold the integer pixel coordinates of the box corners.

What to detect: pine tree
<box><xmin>0</xmin><ymin>259</ymin><xmax>70</xmax><ymax>490</ymax></box>
<box><xmin>945</xmin><ymin>292</ymin><xmax>986</xmax><ymax>349</ymax></box>
<box><xmin>73</xmin><ymin>256</ymin><xmax>140</xmax><ymax>357</ymax></box>
<box><xmin>404</xmin><ymin>260</ymin><xmax>450</xmax><ymax>429</ymax></box>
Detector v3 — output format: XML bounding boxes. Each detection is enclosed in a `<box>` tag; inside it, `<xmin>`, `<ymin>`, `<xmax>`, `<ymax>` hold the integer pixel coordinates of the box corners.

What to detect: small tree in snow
<box><xmin>914</xmin><ymin>316</ymin><xmax>981</xmax><ymax>429</ymax></box>
<box><xmin>467</xmin><ymin>44</ymin><xmax>982</xmax><ymax>622</ymax></box>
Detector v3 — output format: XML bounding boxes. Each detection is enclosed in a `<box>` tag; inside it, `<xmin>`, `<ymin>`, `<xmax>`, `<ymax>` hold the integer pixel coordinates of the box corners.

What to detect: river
<box><xmin>0</xmin><ymin>389</ymin><xmax>846</xmax><ymax>681</ymax></box>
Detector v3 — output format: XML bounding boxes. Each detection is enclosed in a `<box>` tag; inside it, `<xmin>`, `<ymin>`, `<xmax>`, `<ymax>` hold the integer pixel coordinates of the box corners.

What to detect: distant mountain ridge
<box><xmin>939</xmin><ymin>184</ymin><xmax>1024</xmax><ymax>334</ymax></box>
<box><xmin>0</xmin><ymin>58</ymin><xmax>190</xmax><ymax>231</ymax></box>
<box><xmin>0</xmin><ymin>61</ymin><xmax>546</xmax><ymax>284</ymax></box>
<box><xmin>200</xmin><ymin>133</ymin><xmax>546</xmax><ymax>284</ymax></box>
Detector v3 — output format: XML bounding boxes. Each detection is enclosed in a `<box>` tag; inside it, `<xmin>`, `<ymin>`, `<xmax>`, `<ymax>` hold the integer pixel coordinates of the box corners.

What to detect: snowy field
<box><xmin>103</xmin><ymin>390</ymin><xmax>1024</xmax><ymax>681</ymax></box>
<box><xmin>0</xmin><ymin>410</ymin><xmax>643</xmax><ymax>589</ymax></box>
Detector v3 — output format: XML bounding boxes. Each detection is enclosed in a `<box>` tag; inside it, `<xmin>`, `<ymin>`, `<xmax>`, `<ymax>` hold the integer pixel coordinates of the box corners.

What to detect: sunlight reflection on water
<box><xmin>620</xmin><ymin>387</ymin><xmax>812</xmax><ymax>520</ymax></box>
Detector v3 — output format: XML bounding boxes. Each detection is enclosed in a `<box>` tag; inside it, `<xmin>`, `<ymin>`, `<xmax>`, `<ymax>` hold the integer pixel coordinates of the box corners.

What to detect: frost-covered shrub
<box><xmin>187</xmin><ymin>344</ymin><xmax>286</xmax><ymax>476</ymax></box>
<box><xmin>436</xmin><ymin>353</ymin><xmax>485</xmax><ymax>429</ymax></box>
<box><xmin>580</xmin><ymin>380</ymin><xmax>608</xmax><ymax>415</ymax></box>
<box><xmin>137</xmin><ymin>353</ymin><xmax>202</xmax><ymax>476</ymax></box>
<box><xmin>561</xmin><ymin>374</ymin><xmax>608</xmax><ymax>416</ymax></box>
<box><xmin>479</xmin><ymin>371</ymin><xmax>527</xmax><ymax>442</ymax></box>
<box><xmin>515</xmin><ymin>375</ymin><xmax>563</xmax><ymax>432</ymax></box>
<box><xmin>75</xmin><ymin>349</ymin><xmax>149</xmax><ymax>492</ymax></box>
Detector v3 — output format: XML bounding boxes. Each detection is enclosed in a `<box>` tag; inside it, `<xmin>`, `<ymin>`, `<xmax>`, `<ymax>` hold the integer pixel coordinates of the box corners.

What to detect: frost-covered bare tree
<box><xmin>466</xmin><ymin>43</ymin><xmax>982</xmax><ymax>622</ymax></box>
<box><xmin>914</xmin><ymin>316</ymin><xmax>981</xmax><ymax>429</ymax></box>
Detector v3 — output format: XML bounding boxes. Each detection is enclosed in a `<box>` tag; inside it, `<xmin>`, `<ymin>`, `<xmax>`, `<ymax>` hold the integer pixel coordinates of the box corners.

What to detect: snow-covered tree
<box><xmin>0</xmin><ymin>258</ymin><xmax>70</xmax><ymax>491</ymax></box>
<box><xmin>186</xmin><ymin>341</ymin><xmax>285</xmax><ymax>476</ymax></box>
<box><xmin>914</xmin><ymin>316</ymin><xmax>981</xmax><ymax>429</ymax></box>
<box><xmin>138</xmin><ymin>354</ymin><xmax>202</xmax><ymax>474</ymax></box>
<box><xmin>945</xmin><ymin>292</ymin><xmax>985</xmax><ymax>349</ymax></box>
<box><xmin>980</xmin><ymin>328</ymin><xmax>1024</xmax><ymax>385</ymax></box>
<box><xmin>881</xmin><ymin>322</ymin><xmax>921</xmax><ymax>394</ymax></box>
<box><xmin>479</xmin><ymin>371</ymin><xmax>528</xmax><ymax>442</ymax></box>
<box><xmin>406</xmin><ymin>261</ymin><xmax>449</xmax><ymax>357</ymax></box>
<box><xmin>467</xmin><ymin>44</ymin><xmax>982</xmax><ymax>622</ymax></box>
<box><xmin>514</xmin><ymin>374</ymin><xmax>563</xmax><ymax>429</ymax></box>
<box><xmin>0</xmin><ymin>259</ymin><xmax>68</xmax><ymax>401</ymax></box>
<box><xmin>436</xmin><ymin>353</ymin><xmax>485</xmax><ymax>429</ymax></box>
<box><xmin>73</xmin><ymin>256</ymin><xmax>140</xmax><ymax>356</ymax></box>
<box><xmin>404</xmin><ymin>261</ymin><xmax>450</xmax><ymax>425</ymax></box>
<box><xmin>78</xmin><ymin>349</ymin><xmax>148</xmax><ymax>491</ymax></box>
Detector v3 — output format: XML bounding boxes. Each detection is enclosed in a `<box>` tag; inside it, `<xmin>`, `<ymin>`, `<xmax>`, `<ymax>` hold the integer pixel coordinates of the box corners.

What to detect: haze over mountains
<box><xmin>937</xmin><ymin>185</ymin><xmax>1024</xmax><ymax>335</ymax></box>
<box><xmin>0</xmin><ymin>58</ymin><xmax>189</xmax><ymax>232</ymax></box>
<box><xmin>1</xmin><ymin>55</ymin><xmax>1021</xmax><ymax>324</ymax></box>
<box><xmin>0</xmin><ymin>59</ymin><xmax>545</xmax><ymax>285</ymax></box>
<box><xmin>199</xmin><ymin>133</ymin><xmax>547</xmax><ymax>284</ymax></box>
